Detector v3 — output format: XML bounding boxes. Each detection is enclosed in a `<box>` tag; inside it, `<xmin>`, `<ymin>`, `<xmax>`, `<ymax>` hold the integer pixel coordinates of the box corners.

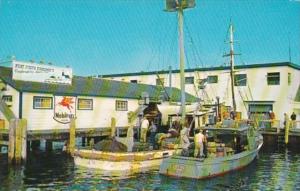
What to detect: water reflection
<box><xmin>0</xmin><ymin>145</ymin><xmax>299</xmax><ymax>190</ymax></box>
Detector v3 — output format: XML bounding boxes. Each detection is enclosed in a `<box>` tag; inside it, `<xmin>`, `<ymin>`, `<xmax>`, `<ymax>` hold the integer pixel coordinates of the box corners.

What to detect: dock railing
<box><xmin>290</xmin><ymin>120</ymin><xmax>300</xmax><ymax>130</ymax></box>
<box><xmin>257</xmin><ymin>119</ymin><xmax>300</xmax><ymax>133</ymax></box>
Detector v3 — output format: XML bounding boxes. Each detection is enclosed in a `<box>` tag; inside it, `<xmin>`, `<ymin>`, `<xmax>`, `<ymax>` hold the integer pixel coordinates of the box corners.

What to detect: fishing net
<box><xmin>93</xmin><ymin>138</ymin><xmax>127</xmax><ymax>152</ymax></box>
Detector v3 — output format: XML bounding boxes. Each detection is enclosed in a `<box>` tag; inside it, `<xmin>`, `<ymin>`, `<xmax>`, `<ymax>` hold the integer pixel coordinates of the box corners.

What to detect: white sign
<box><xmin>12</xmin><ymin>61</ymin><xmax>72</xmax><ymax>84</ymax></box>
<box><xmin>54</xmin><ymin>96</ymin><xmax>76</xmax><ymax>124</ymax></box>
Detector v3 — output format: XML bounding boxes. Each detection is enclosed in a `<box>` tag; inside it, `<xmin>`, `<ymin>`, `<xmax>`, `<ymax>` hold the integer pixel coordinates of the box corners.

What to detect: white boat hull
<box><xmin>159</xmin><ymin>142</ymin><xmax>263</xmax><ymax>179</ymax></box>
<box><xmin>74</xmin><ymin>149</ymin><xmax>176</xmax><ymax>177</ymax></box>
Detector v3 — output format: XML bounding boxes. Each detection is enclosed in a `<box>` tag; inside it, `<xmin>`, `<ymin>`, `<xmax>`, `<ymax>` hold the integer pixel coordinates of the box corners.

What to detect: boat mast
<box><xmin>229</xmin><ymin>22</ymin><xmax>237</xmax><ymax>112</ymax></box>
<box><xmin>165</xmin><ymin>0</ymin><xmax>195</xmax><ymax>125</ymax></box>
<box><xmin>178</xmin><ymin>7</ymin><xmax>186</xmax><ymax>125</ymax></box>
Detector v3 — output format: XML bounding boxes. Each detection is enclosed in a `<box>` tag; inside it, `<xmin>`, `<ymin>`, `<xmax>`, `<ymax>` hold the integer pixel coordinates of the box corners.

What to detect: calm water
<box><xmin>0</xmin><ymin>145</ymin><xmax>300</xmax><ymax>191</ymax></box>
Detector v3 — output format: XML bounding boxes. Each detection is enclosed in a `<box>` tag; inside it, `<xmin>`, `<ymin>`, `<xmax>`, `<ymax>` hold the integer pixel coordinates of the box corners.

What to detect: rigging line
<box><xmin>166</xmin><ymin>15</ymin><xmax>179</xmax><ymax>70</ymax></box>
<box><xmin>146</xmin><ymin>13</ymin><xmax>162</xmax><ymax>72</ymax></box>
<box><xmin>247</xmin><ymin>82</ymin><xmax>254</xmax><ymax>101</ymax></box>
<box><xmin>236</xmin><ymin>43</ymin><xmax>246</xmax><ymax>65</ymax></box>
<box><xmin>184</xmin><ymin>15</ymin><xmax>205</xmax><ymax>69</ymax></box>
<box><xmin>184</xmin><ymin>47</ymin><xmax>200</xmax><ymax>99</ymax></box>
<box><xmin>153</xmin><ymin>13</ymin><xmax>173</xmax><ymax>72</ymax></box>
<box><xmin>183</xmin><ymin>15</ymin><xmax>216</xmax><ymax>102</ymax></box>
<box><xmin>213</xmin><ymin>23</ymin><xmax>231</xmax><ymax>68</ymax></box>
<box><xmin>237</xmin><ymin>87</ymin><xmax>249</xmax><ymax>115</ymax></box>
<box><xmin>155</xmin><ymin>72</ymin><xmax>170</xmax><ymax>101</ymax></box>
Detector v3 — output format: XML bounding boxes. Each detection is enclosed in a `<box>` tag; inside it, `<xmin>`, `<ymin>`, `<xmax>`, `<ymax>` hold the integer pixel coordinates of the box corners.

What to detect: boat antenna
<box><xmin>165</xmin><ymin>0</ymin><xmax>196</xmax><ymax>125</ymax></box>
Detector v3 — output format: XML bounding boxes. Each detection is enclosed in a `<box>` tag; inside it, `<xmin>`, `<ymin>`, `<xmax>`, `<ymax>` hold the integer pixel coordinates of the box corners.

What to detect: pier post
<box><xmin>285</xmin><ymin>120</ymin><xmax>290</xmax><ymax>144</ymax></box>
<box><xmin>8</xmin><ymin>119</ymin><xmax>15</xmax><ymax>164</ymax></box>
<box><xmin>20</xmin><ymin>119</ymin><xmax>27</xmax><ymax>163</ymax></box>
<box><xmin>67</xmin><ymin>118</ymin><xmax>76</xmax><ymax>155</ymax></box>
<box><xmin>8</xmin><ymin>119</ymin><xmax>27</xmax><ymax>164</ymax></box>
<box><xmin>45</xmin><ymin>140</ymin><xmax>53</xmax><ymax>152</ymax></box>
<box><xmin>111</xmin><ymin>117</ymin><xmax>116</xmax><ymax>138</ymax></box>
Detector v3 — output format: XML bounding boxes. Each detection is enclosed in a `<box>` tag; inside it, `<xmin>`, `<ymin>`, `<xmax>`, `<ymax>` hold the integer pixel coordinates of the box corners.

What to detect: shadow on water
<box><xmin>0</xmin><ymin>144</ymin><xmax>300</xmax><ymax>190</ymax></box>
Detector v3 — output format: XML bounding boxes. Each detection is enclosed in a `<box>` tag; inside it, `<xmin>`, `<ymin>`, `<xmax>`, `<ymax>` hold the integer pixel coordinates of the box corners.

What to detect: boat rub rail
<box><xmin>74</xmin><ymin>149</ymin><xmax>174</xmax><ymax>162</ymax></box>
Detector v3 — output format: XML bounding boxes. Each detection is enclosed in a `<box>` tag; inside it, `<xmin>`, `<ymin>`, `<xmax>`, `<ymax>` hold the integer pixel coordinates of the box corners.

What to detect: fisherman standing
<box><xmin>180</xmin><ymin>122</ymin><xmax>190</xmax><ymax>156</ymax></box>
<box><xmin>140</xmin><ymin>116</ymin><xmax>149</xmax><ymax>143</ymax></box>
<box><xmin>149</xmin><ymin>121</ymin><xmax>157</xmax><ymax>149</ymax></box>
<box><xmin>269</xmin><ymin>110</ymin><xmax>275</xmax><ymax>127</ymax></box>
<box><xmin>194</xmin><ymin>129</ymin><xmax>205</xmax><ymax>158</ymax></box>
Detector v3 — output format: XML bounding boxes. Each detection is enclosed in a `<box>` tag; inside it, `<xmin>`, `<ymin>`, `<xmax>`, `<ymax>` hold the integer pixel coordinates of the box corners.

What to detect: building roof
<box><xmin>0</xmin><ymin>66</ymin><xmax>198</xmax><ymax>103</ymax></box>
<box><xmin>101</xmin><ymin>62</ymin><xmax>300</xmax><ymax>78</ymax></box>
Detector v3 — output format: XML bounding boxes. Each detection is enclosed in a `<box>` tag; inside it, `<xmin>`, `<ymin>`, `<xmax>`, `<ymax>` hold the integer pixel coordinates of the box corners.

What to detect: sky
<box><xmin>0</xmin><ymin>0</ymin><xmax>299</xmax><ymax>76</ymax></box>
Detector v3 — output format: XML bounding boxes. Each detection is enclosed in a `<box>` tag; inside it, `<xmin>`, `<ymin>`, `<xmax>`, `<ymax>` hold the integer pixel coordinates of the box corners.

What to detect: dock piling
<box><xmin>8</xmin><ymin>119</ymin><xmax>15</xmax><ymax>164</ymax></box>
<box><xmin>8</xmin><ymin>119</ymin><xmax>27</xmax><ymax>165</ymax></box>
<box><xmin>67</xmin><ymin>118</ymin><xmax>76</xmax><ymax>155</ymax></box>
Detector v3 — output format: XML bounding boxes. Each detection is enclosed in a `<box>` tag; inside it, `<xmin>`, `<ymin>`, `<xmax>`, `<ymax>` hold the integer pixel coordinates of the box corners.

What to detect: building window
<box><xmin>130</xmin><ymin>80</ymin><xmax>138</xmax><ymax>83</ymax></box>
<box><xmin>2</xmin><ymin>95</ymin><xmax>12</xmax><ymax>102</ymax></box>
<box><xmin>234</xmin><ymin>74</ymin><xmax>247</xmax><ymax>86</ymax></box>
<box><xmin>33</xmin><ymin>96</ymin><xmax>53</xmax><ymax>109</ymax></box>
<box><xmin>185</xmin><ymin>77</ymin><xmax>194</xmax><ymax>84</ymax></box>
<box><xmin>207</xmin><ymin>75</ymin><xmax>218</xmax><ymax>84</ymax></box>
<box><xmin>288</xmin><ymin>73</ymin><xmax>291</xmax><ymax>86</ymax></box>
<box><xmin>267</xmin><ymin>72</ymin><xmax>280</xmax><ymax>85</ymax></box>
<box><xmin>116</xmin><ymin>100</ymin><xmax>128</xmax><ymax>111</ymax></box>
<box><xmin>156</xmin><ymin>78</ymin><xmax>165</xmax><ymax>86</ymax></box>
<box><xmin>78</xmin><ymin>99</ymin><xmax>93</xmax><ymax>110</ymax></box>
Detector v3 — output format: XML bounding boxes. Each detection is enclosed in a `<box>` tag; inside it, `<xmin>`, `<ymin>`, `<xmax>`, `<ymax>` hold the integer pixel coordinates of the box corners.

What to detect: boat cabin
<box><xmin>203</xmin><ymin>126</ymin><xmax>251</xmax><ymax>158</ymax></box>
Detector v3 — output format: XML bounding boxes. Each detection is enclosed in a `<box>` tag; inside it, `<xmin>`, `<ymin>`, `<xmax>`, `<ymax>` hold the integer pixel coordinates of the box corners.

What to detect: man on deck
<box><xmin>140</xmin><ymin>116</ymin><xmax>149</xmax><ymax>143</ymax></box>
<box><xmin>180</xmin><ymin>122</ymin><xmax>190</xmax><ymax>156</ymax></box>
<box><xmin>194</xmin><ymin>129</ymin><xmax>205</xmax><ymax>158</ymax></box>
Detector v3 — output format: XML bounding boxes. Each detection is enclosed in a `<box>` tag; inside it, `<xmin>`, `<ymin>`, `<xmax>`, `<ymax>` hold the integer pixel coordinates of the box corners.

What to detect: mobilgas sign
<box><xmin>12</xmin><ymin>61</ymin><xmax>72</xmax><ymax>85</ymax></box>
<box><xmin>54</xmin><ymin>96</ymin><xmax>76</xmax><ymax>124</ymax></box>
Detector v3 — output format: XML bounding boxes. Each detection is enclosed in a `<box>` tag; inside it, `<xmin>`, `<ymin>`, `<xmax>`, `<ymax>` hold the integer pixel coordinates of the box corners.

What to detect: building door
<box><xmin>249</xmin><ymin>104</ymin><xmax>273</xmax><ymax>128</ymax></box>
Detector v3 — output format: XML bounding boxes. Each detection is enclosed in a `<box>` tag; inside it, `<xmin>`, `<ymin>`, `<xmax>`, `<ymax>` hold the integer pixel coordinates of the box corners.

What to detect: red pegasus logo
<box><xmin>58</xmin><ymin>97</ymin><xmax>74</xmax><ymax>111</ymax></box>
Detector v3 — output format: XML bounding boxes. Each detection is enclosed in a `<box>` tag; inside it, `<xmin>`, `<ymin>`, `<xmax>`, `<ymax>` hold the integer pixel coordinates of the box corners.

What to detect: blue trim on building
<box><xmin>100</xmin><ymin>62</ymin><xmax>300</xmax><ymax>78</ymax></box>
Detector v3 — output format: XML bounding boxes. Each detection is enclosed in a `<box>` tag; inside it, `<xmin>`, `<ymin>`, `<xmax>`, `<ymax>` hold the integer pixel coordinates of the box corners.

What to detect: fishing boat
<box><xmin>73</xmin><ymin>110</ymin><xmax>181</xmax><ymax>177</ymax></box>
<box><xmin>159</xmin><ymin>123</ymin><xmax>263</xmax><ymax>179</ymax></box>
<box><xmin>74</xmin><ymin>147</ymin><xmax>176</xmax><ymax>177</ymax></box>
<box><xmin>73</xmin><ymin>0</ymin><xmax>210</xmax><ymax>177</ymax></box>
<box><xmin>159</xmin><ymin>0</ymin><xmax>263</xmax><ymax>179</ymax></box>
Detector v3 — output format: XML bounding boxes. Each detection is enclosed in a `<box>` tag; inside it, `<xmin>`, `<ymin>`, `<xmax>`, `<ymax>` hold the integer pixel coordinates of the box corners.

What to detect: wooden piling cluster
<box><xmin>67</xmin><ymin>118</ymin><xmax>76</xmax><ymax>155</ymax></box>
<box><xmin>8</xmin><ymin>119</ymin><xmax>27</xmax><ymax>164</ymax></box>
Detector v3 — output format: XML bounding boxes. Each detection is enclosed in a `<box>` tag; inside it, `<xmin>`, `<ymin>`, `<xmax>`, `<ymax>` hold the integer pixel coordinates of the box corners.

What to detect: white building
<box><xmin>101</xmin><ymin>62</ymin><xmax>300</xmax><ymax>123</ymax></box>
<box><xmin>0</xmin><ymin>61</ymin><xmax>198</xmax><ymax>133</ymax></box>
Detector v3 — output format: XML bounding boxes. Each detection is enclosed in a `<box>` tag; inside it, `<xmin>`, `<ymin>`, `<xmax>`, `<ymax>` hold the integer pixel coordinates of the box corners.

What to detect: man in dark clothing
<box><xmin>291</xmin><ymin>112</ymin><xmax>296</xmax><ymax>121</ymax></box>
<box><xmin>291</xmin><ymin>112</ymin><xmax>297</xmax><ymax>128</ymax></box>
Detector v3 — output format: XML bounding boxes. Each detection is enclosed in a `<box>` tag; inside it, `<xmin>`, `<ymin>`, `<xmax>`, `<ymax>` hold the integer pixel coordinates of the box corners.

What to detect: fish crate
<box><xmin>132</xmin><ymin>142</ymin><xmax>151</xmax><ymax>152</ymax></box>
